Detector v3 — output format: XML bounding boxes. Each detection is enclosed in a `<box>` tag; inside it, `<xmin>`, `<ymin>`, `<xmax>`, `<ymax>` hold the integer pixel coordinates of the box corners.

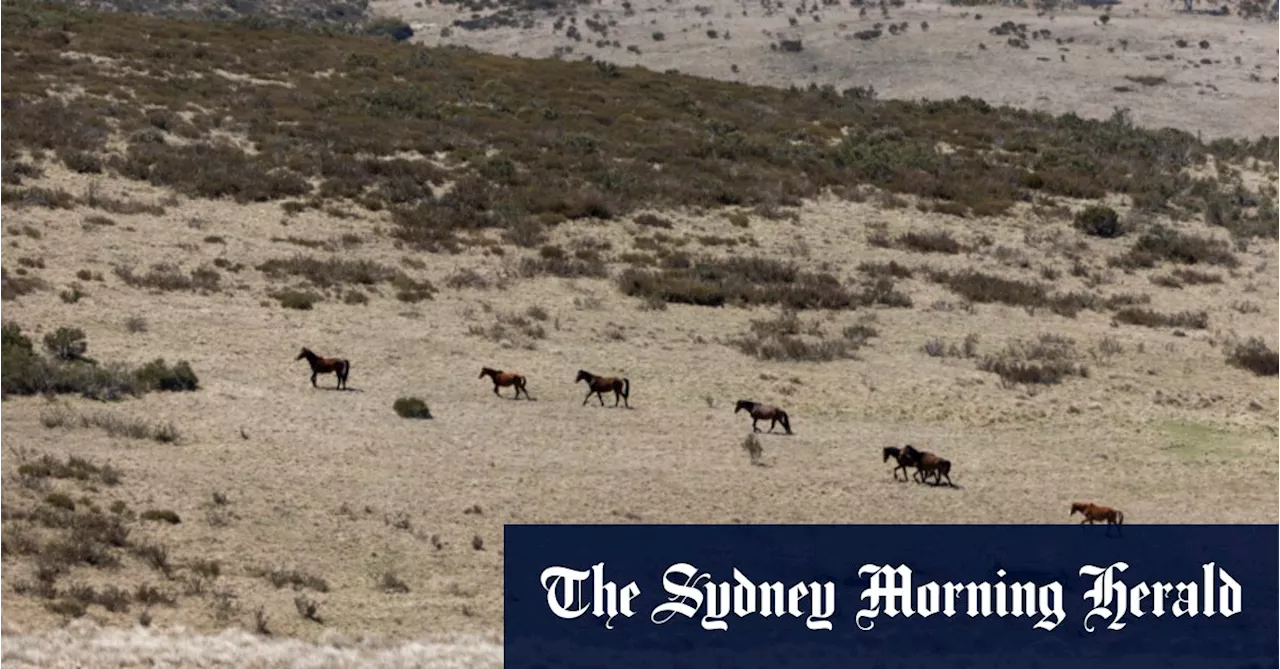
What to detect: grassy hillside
<box><xmin>4</xmin><ymin>1</ymin><xmax>1276</xmax><ymax>245</ymax></box>
<box><xmin>1</xmin><ymin>0</ymin><xmax>1277</xmax><ymax>658</ymax></box>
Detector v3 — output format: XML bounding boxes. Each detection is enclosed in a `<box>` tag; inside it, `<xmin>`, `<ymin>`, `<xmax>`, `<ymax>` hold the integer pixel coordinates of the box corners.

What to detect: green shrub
<box><xmin>134</xmin><ymin>359</ymin><xmax>200</xmax><ymax>392</ymax></box>
<box><xmin>393</xmin><ymin>397</ymin><xmax>432</xmax><ymax>419</ymax></box>
<box><xmin>1073</xmin><ymin>205</ymin><xmax>1124</xmax><ymax>238</ymax></box>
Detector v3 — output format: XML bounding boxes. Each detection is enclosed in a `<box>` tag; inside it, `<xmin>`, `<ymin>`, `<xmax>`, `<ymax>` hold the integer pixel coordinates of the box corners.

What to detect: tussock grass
<box><xmin>40</xmin><ymin>405</ymin><xmax>181</xmax><ymax>443</ymax></box>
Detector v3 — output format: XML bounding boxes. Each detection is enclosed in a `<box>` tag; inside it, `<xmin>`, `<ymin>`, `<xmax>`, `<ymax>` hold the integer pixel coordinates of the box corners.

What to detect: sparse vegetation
<box><xmin>40</xmin><ymin>405</ymin><xmax>181</xmax><ymax>443</ymax></box>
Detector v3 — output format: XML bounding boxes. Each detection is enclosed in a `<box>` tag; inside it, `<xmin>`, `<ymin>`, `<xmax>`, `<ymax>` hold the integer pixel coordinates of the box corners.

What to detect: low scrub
<box><xmin>114</xmin><ymin>264</ymin><xmax>221</xmax><ymax>293</ymax></box>
<box><xmin>1224</xmin><ymin>338</ymin><xmax>1278</xmax><ymax>376</ymax></box>
<box><xmin>2</xmin><ymin>323</ymin><xmax>198</xmax><ymax>400</ymax></box>
<box><xmin>257</xmin><ymin>255</ymin><xmax>435</xmax><ymax>300</ymax></box>
<box><xmin>1113</xmin><ymin>308</ymin><xmax>1209</xmax><ymax>329</ymax></box>
<box><xmin>925</xmin><ymin>269</ymin><xmax>1095</xmax><ymax>317</ymax></box>
<box><xmin>393</xmin><ymin>397</ymin><xmax>432</xmax><ymax>419</ymax></box>
<box><xmin>618</xmin><ymin>257</ymin><xmax>859</xmax><ymax>309</ymax></box>
<box><xmin>1114</xmin><ymin>225</ymin><xmax>1238</xmax><ymax>268</ymax></box>
<box><xmin>1073</xmin><ymin>205</ymin><xmax>1125</xmax><ymax>238</ymax></box>
<box><xmin>976</xmin><ymin>334</ymin><xmax>1088</xmax><ymax>386</ymax></box>
<box><xmin>2</xmin><ymin>268</ymin><xmax>49</xmax><ymax>301</ymax></box>
<box><xmin>729</xmin><ymin>311</ymin><xmax>878</xmax><ymax>362</ymax></box>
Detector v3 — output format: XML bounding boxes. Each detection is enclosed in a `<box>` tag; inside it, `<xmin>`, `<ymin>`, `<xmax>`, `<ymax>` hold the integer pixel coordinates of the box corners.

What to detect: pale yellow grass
<box><xmin>377</xmin><ymin>0</ymin><xmax>1280</xmax><ymax>139</ymax></box>
<box><xmin>0</xmin><ymin>620</ymin><xmax>502</xmax><ymax>669</ymax></box>
<box><xmin>1</xmin><ymin>166</ymin><xmax>1276</xmax><ymax>654</ymax></box>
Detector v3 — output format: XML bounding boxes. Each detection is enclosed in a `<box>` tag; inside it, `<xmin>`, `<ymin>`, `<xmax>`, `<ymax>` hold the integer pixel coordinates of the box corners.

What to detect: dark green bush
<box><xmin>393</xmin><ymin>397</ymin><xmax>432</xmax><ymax>419</ymax></box>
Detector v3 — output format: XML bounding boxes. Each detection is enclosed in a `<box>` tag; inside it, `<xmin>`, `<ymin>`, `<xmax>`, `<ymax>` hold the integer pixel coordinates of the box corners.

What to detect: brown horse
<box><xmin>575</xmin><ymin>370</ymin><xmax>630</xmax><ymax>408</ymax></box>
<box><xmin>882</xmin><ymin>446</ymin><xmax>917</xmax><ymax>482</ymax></box>
<box><xmin>480</xmin><ymin>367</ymin><xmax>532</xmax><ymax>400</ymax></box>
<box><xmin>902</xmin><ymin>444</ymin><xmax>954</xmax><ymax>487</ymax></box>
<box><xmin>734</xmin><ymin>400</ymin><xmax>792</xmax><ymax>435</ymax></box>
<box><xmin>296</xmin><ymin>347</ymin><xmax>350</xmax><ymax>390</ymax></box>
<box><xmin>1070</xmin><ymin>502</ymin><xmax>1125</xmax><ymax>529</ymax></box>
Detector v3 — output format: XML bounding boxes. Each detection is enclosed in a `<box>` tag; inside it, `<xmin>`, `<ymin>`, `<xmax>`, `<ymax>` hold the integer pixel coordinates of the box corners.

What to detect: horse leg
<box><xmin>311</xmin><ymin>371</ymin><xmax>318</xmax><ymax>388</ymax></box>
<box><xmin>767</xmin><ymin>418</ymin><xmax>777</xmax><ymax>433</ymax></box>
<box><xmin>494</xmin><ymin>384</ymin><xmax>502</xmax><ymax>398</ymax></box>
<box><xmin>752</xmin><ymin>418</ymin><xmax>761</xmax><ymax>433</ymax></box>
<box><xmin>597</xmin><ymin>391</ymin><xmax>606</xmax><ymax>407</ymax></box>
<box><xmin>582</xmin><ymin>390</ymin><xmax>593</xmax><ymax>406</ymax></box>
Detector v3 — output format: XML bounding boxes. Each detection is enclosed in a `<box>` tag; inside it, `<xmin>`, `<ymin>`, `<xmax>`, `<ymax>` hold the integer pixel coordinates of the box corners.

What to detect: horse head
<box><xmin>734</xmin><ymin>400</ymin><xmax>753</xmax><ymax>414</ymax></box>
<box><xmin>295</xmin><ymin>347</ymin><xmax>311</xmax><ymax>360</ymax></box>
<box><xmin>882</xmin><ymin>446</ymin><xmax>901</xmax><ymax>462</ymax></box>
<box><xmin>480</xmin><ymin>367</ymin><xmax>494</xmax><ymax>379</ymax></box>
<box><xmin>575</xmin><ymin>370</ymin><xmax>592</xmax><ymax>384</ymax></box>
<box><xmin>1069</xmin><ymin>502</ymin><xmax>1088</xmax><ymax>516</ymax></box>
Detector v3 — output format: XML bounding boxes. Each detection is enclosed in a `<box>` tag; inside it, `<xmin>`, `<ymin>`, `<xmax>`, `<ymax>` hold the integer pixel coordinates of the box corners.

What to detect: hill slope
<box><xmin>1</xmin><ymin>1</ymin><xmax>1277</xmax><ymax>664</ymax></box>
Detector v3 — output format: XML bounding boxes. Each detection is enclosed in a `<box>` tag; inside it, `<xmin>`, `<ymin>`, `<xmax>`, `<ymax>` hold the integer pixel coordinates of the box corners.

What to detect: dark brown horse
<box><xmin>575</xmin><ymin>370</ymin><xmax>630</xmax><ymax>408</ymax></box>
<box><xmin>480</xmin><ymin>367</ymin><xmax>532</xmax><ymax>400</ymax></box>
<box><xmin>1070</xmin><ymin>502</ymin><xmax>1125</xmax><ymax>528</ymax></box>
<box><xmin>734</xmin><ymin>400</ymin><xmax>792</xmax><ymax>435</ymax></box>
<box><xmin>882</xmin><ymin>446</ymin><xmax>917</xmax><ymax>482</ymax></box>
<box><xmin>296</xmin><ymin>347</ymin><xmax>350</xmax><ymax>390</ymax></box>
<box><xmin>902</xmin><ymin>444</ymin><xmax>954</xmax><ymax>487</ymax></box>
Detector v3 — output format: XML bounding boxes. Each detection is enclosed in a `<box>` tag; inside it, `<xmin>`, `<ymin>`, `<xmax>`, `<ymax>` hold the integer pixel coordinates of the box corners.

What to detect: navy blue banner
<box><xmin>504</xmin><ymin>524</ymin><xmax>1278</xmax><ymax>669</ymax></box>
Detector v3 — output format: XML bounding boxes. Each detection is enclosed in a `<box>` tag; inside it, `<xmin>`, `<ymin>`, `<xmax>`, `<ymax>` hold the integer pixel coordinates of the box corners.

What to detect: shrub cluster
<box><xmin>2</xmin><ymin>323</ymin><xmax>199</xmax><ymax>400</ymax></box>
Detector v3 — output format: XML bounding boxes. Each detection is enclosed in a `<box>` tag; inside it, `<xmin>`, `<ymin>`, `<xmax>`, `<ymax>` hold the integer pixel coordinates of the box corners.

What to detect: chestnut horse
<box><xmin>575</xmin><ymin>370</ymin><xmax>630</xmax><ymax>408</ymax></box>
<box><xmin>902</xmin><ymin>444</ymin><xmax>954</xmax><ymax>487</ymax></box>
<box><xmin>1070</xmin><ymin>502</ymin><xmax>1124</xmax><ymax>532</ymax></box>
<box><xmin>296</xmin><ymin>347</ymin><xmax>350</xmax><ymax>390</ymax></box>
<box><xmin>734</xmin><ymin>400</ymin><xmax>792</xmax><ymax>435</ymax></box>
<box><xmin>882</xmin><ymin>446</ymin><xmax>917</xmax><ymax>482</ymax></box>
<box><xmin>479</xmin><ymin>367</ymin><xmax>532</xmax><ymax>400</ymax></box>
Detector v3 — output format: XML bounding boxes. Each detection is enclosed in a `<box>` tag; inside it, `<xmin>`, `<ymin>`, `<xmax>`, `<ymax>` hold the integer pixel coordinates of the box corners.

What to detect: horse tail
<box><xmin>621</xmin><ymin>378</ymin><xmax>630</xmax><ymax>399</ymax></box>
<box><xmin>779</xmin><ymin>411</ymin><xmax>791</xmax><ymax>434</ymax></box>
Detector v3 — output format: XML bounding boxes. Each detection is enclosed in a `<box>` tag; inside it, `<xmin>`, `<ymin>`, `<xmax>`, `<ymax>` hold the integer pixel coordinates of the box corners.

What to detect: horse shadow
<box><xmin>319</xmin><ymin>385</ymin><xmax>364</xmax><ymax>393</ymax></box>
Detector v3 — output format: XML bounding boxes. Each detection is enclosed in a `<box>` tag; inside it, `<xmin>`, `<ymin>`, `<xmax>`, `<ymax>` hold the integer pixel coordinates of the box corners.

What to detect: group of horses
<box><xmin>881</xmin><ymin>444</ymin><xmax>1126</xmax><ymax>527</ymax></box>
<box><xmin>297</xmin><ymin>347</ymin><xmax>1125</xmax><ymax>526</ymax></box>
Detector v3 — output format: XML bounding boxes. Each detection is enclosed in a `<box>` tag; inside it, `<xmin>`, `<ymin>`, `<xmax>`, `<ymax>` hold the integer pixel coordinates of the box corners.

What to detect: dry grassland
<box><xmin>386</xmin><ymin>0</ymin><xmax>1280</xmax><ymax>139</ymax></box>
<box><xmin>0</xmin><ymin>1</ymin><xmax>1277</xmax><ymax>666</ymax></box>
